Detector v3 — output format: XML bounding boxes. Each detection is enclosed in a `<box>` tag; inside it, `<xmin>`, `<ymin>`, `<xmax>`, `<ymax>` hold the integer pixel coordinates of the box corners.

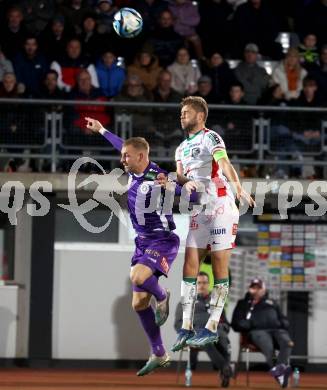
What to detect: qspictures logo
<box><xmin>0</xmin><ymin>157</ymin><xmax>327</xmax><ymax>233</ymax></box>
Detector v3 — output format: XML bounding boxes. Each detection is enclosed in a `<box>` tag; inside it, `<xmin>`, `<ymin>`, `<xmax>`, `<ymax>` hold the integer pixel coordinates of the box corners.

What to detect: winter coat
<box><xmin>96</xmin><ymin>59</ymin><xmax>126</xmax><ymax>98</ymax></box>
<box><xmin>167</xmin><ymin>61</ymin><xmax>201</xmax><ymax>95</ymax></box>
<box><xmin>272</xmin><ymin>62</ymin><xmax>307</xmax><ymax>101</ymax></box>
<box><xmin>128</xmin><ymin>55</ymin><xmax>162</xmax><ymax>91</ymax></box>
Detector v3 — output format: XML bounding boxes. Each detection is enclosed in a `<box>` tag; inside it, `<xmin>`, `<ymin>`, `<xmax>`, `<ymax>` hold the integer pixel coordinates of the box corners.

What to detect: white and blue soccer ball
<box><xmin>113</xmin><ymin>7</ymin><xmax>143</xmax><ymax>38</ymax></box>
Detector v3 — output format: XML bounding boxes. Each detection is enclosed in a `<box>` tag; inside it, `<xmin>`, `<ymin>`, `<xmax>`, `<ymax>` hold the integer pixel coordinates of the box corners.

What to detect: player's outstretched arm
<box><xmin>85</xmin><ymin>117</ymin><xmax>124</xmax><ymax>151</ymax></box>
<box><xmin>218</xmin><ymin>156</ymin><xmax>255</xmax><ymax>207</ymax></box>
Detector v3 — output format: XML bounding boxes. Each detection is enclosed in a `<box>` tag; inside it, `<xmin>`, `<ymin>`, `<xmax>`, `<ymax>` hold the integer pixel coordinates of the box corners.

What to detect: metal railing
<box><xmin>0</xmin><ymin>98</ymin><xmax>326</xmax><ymax>173</ymax></box>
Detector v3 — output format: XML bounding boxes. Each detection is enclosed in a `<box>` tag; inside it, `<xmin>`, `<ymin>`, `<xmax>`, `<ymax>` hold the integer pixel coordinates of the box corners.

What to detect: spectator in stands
<box><xmin>0</xmin><ymin>6</ymin><xmax>28</xmax><ymax>60</ymax></box>
<box><xmin>232</xmin><ymin>278</ymin><xmax>293</xmax><ymax>388</ymax></box>
<box><xmin>234</xmin><ymin>43</ymin><xmax>271</xmax><ymax>104</ymax></box>
<box><xmin>296</xmin><ymin>0</ymin><xmax>327</xmax><ymax>50</ymax></box>
<box><xmin>79</xmin><ymin>13</ymin><xmax>104</xmax><ymax>61</ymax></box>
<box><xmin>175</xmin><ymin>272</ymin><xmax>232</xmax><ymax>388</ymax></box>
<box><xmin>147</xmin><ymin>9</ymin><xmax>184</xmax><ymax>67</ymax></box>
<box><xmin>152</xmin><ymin>70</ymin><xmax>182</xmax><ymax>103</ymax></box>
<box><xmin>68</xmin><ymin>69</ymin><xmax>110</xmax><ymax>133</ymax></box>
<box><xmin>36</xmin><ymin>70</ymin><xmax>67</xmax><ymax>101</ymax></box>
<box><xmin>260</xmin><ymin>84</ymin><xmax>287</xmax><ymax>106</ymax></box>
<box><xmin>292</xmin><ymin>76</ymin><xmax>323</xmax><ymax>107</ymax></box>
<box><xmin>96</xmin><ymin>0</ymin><xmax>117</xmax><ymax>34</ymax></box>
<box><xmin>127</xmin><ymin>48</ymin><xmax>162</xmax><ymax>91</ymax></box>
<box><xmin>50</xmin><ymin>38</ymin><xmax>99</xmax><ymax>92</ymax></box>
<box><xmin>0</xmin><ymin>48</ymin><xmax>14</xmax><ymax>83</ymax></box>
<box><xmin>114</xmin><ymin>74</ymin><xmax>153</xmax><ymax>137</ymax></box>
<box><xmin>298</xmin><ymin>34</ymin><xmax>319</xmax><ymax>70</ymax></box>
<box><xmin>272</xmin><ymin>48</ymin><xmax>307</xmax><ymax>101</ymax></box>
<box><xmin>193</xmin><ymin>75</ymin><xmax>219</xmax><ymax>104</ymax></box>
<box><xmin>13</xmin><ymin>36</ymin><xmax>48</xmax><ymax>97</ymax></box>
<box><xmin>0</xmin><ymin>72</ymin><xmax>25</xmax><ymax>98</ymax></box>
<box><xmin>59</xmin><ymin>0</ymin><xmax>93</xmax><ymax>35</ymax></box>
<box><xmin>19</xmin><ymin>0</ymin><xmax>55</xmax><ymax>35</ymax></box>
<box><xmin>309</xmin><ymin>45</ymin><xmax>327</xmax><ymax>104</ymax></box>
<box><xmin>167</xmin><ymin>47</ymin><xmax>201</xmax><ymax>95</ymax></box>
<box><xmin>40</xmin><ymin>16</ymin><xmax>74</xmax><ymax>63</ymax></box>
<box><xmin>225</xmin><ymin>81</ymin><xmax>246</xmax><ymax>105</ymax></box>
<box><xmin>168</xmin><ymin>0</ymin><xmax>204</xmax><ymax>60</ymax></box>
<box><xmin>231</xmin><ymin>0</ymin><xmax>284</xmax><ymax>59</ymax></box>
<box><xmin>197</xmin><ymin>0</ymin><xmax>233</xmax><ymax>57</ymax></box>
<box><xmin>202</xmin><ymin>52</ymin><xmax>235</xmax><ymax>103</ymax></box>
<box><xmin>131</xmin><ymin>0</ymin><xmax>168</xmax><ymax>34</ymax></box>
<box><xmin>96</xmin><ymin>51</ymin><xmax>125</xmax><ymax>98</ymax></box>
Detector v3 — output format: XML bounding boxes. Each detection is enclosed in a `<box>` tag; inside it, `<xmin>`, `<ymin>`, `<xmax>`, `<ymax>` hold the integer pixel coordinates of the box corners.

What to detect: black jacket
<box><xmin>231</xmin><ymin>292</ymin><xmax>289</xmax><ymax>333</ymax></box>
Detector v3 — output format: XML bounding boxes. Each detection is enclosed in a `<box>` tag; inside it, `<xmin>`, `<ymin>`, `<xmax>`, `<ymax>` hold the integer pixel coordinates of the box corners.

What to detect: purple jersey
<box><xmin>101</xmin><ymin>129</ymin><xmax>176</xmax><ymax>235</ymax></box>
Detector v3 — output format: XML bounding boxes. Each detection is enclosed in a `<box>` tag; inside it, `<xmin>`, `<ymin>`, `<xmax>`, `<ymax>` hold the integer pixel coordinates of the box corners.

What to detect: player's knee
<box><xmin>130</xmin><ymin>273</ymin><xmax>146</xmax><ymax>286</ymax></box>
<box><xmin>132</xmin><ymin>296</ymin><xmax>148</xmax><ymax>311</ymax></box>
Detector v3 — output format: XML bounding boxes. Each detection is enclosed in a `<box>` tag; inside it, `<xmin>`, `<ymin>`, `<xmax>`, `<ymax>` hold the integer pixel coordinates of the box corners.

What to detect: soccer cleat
<box><xmin>171</xmin><ymin>329</ymin><xmax>195</xmax><ymax>352</ymax></box>
<box><xmin>136</xmin><ymin>353</ymin><xmax>171</xmax><ymax>376</ymax></box>
<box><xmin>186</xmin><ymin>328</ymin><xmax>219</xmax><ymax>348</ymax></box>
<box><xmin>155</xmin><ymin>289</ymin><xmax>170</xmax><ymax>326</ymax></box>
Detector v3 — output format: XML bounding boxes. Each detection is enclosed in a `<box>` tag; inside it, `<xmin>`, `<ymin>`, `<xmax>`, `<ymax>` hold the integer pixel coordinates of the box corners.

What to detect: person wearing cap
<box><xmin>231</xmin><ymin>278</ymin><xmax>293</xmax><ymax>388</ymax></box>
<box><xmin>234</xmin><ymin>43</ymin><xmax>271</xmax><ymax>104</ymax></box>
<box><xmin>193</xmin><ymin>75</ymin><xmax>220</xmax><ymax>104</ymax></box>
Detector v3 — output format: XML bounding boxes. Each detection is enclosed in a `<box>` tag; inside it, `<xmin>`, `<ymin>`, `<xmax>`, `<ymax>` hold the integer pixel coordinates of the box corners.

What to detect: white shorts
<box><xmin>186</xmin><ymin>196</ymin><xmax>239</xmax><ymax>252</ymax></box>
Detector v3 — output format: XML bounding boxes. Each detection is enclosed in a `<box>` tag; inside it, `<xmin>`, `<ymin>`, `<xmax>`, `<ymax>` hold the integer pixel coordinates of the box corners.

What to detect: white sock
<box><xmin>205</xmin><ymin>282</ymin><xmax>229</xmax><ymax>332</ymax></box>
<box><xmin>181</xmin><ymin>279</ymin><xmax>197</xmax><ymax>330</ymax></box>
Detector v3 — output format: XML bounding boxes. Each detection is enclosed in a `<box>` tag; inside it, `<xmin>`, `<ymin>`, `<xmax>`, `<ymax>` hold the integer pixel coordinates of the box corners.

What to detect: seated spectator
<box><xmin>224</xmin><ymin>82</ymin><xmax>246</xmax><ymax>105</ymax></box>
<box><xmin>96</xmin><ymin>51</ymin><xmax>126</xmax><ymax>98</ymax></box>
<box><xmin>0</xmin><ymin>6</ymin><xmax>28</xmax><ymax>60</ymax></box>
<box><xmin>292</xmin><ymin>76</ymin><xmax>323</xmax><ymax>107</ymax></box>
<box><xmin>0</xmin><ymin>72</ymin><xmax>25</xmax><ymax>98</ymax></box>
<box><xmin>50</xmin><ymin>38</ymin><xmax>99</xmax><ymax>92</ymax></box>
<box><xmin>147</xmin><ymin>9</ymin><xmax>184</xmax><ymax>67</ymax></box>
<box><xmin>298</xmin><ymin>33</ymin><xmax>319</xmax><ymax>70</ymax></box>
<box><xmin>68</xmin><ymin>69</ymin><xmax>110</xmax><ymax>133</ymax></box>
<box><xmin>96</xmin><ymin>0</ymin><xmax>117</xmax><ymax>34</ymax></box>
<box><xmin>193</xmin><ymin>75</ymin><xmax>219</xmax><ymax>104</ymax></box>
<box><xmin>19</xmin><ymin>0</ymin><xmax>55</xmax><ymax>35</ymax></box>
<box><xmin>153</xmin><ymin>70</ymin><xmax>182</xmax><ymax>103</ymax></box>
<box><xmin>234</xmin><ymin>43</ymin><xmax>271</xmax><ymax>104</ymax></box>
<box><xmin>79</xmin><ymin>13</ymin><xmax>104</xmax><ymax>61</ymax></box>
<box><xmin>13</xmin><ymin>36</ymin><xmax>48</xmax><ymax>97</ymax></box>
<box><xmin>114</xmin><ymin>74</ymin><xmax>154</xmax><ymax>137</ymax></box>
<box><xmin>128</xmin><ymin>48</ymin><xmax>162</xmax><ymax>92</ymax></box>
<box><xmin>168</xmin><ymin>0</ymin><xmax>204</xmax><ymax>59</ymax></box>
<box><xmin>0</xmin><ymin>48</ymin><xmax>14</xmax><ymax>83</ymax></box>
<box><xmin>40</xmin><ymin>16</ymin><xmax>74</xmax><ymax>63</ymax></box>
<box><xmin>175</xmin><ymin>272</ymin><xmax>232</xmax><ymax>388</ymax></box>
<box><xmin>59</xmin><ymin>0</ymin><xmax>94</xmax><ymax>35</ymax></box>
<box><xmin>259</xmin><ymin>84</ymin><xmax>287</xmax><ymax>106</ymax></box>
<box><xmin>308</xmin><ymin>45</ymin><xmax>327</xmax><ymax>104</ymax></box>
<box><xmin>272</xmin><ymin>48</ymin><xmax>307</xmax><ymax>101</ymax></box>
<box><xmin>231</xmin><ymin>0</ymin><xmax>284</xmax><ymax>59</ymax></box>
<box><xmin>231</xmin><ymin>278</ymin><xmax>293</xmax><ymax>388</ymax></box>
<box><xmin>131</xmin><ymin>0</ymin><xmax>168</xmax><ymax>34</ymax></box>
<box><xmin>167</xmin><ymin>47</ymin><xmax>201</xmax><ymax>95</ymax></box>
<box><xmin>202</xmin><ymin>52</ymin><xmax>235</xmax><ymax>102</ymax></box>
<box><xmin>36</xmin><ymin>70</ymin><xmax>67</xmax><ymax>102</ymax></box>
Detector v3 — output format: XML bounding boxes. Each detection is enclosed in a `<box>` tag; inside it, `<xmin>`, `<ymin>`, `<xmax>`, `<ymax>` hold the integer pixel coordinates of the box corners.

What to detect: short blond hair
<box><xmin>181</xmin><ymin>96</ymin><xmax>208</xmax><ymax>122</ymax></box>
<box><xmin>123</xmin><ymin>137</ymin><xmax>150</xmax><ymax>153</ymax></box>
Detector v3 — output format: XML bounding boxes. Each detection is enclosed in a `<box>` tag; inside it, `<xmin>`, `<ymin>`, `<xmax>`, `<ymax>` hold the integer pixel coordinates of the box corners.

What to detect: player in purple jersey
<box><xmin>85</xmin><ymin>117</ymin><xmax>190</xmax><ymax>376</ymax></box>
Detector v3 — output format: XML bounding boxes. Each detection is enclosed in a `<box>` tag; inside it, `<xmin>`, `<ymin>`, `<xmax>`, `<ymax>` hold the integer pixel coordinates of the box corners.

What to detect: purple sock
<box><xmin>136</xmin><ymin>306</ymin><xmax>165</xmax><ymax>357</ymax></box>
<box><xmin>136</xmin><ymin>275</ymin><xmax>166</xmax><ymax>302</ymax></box>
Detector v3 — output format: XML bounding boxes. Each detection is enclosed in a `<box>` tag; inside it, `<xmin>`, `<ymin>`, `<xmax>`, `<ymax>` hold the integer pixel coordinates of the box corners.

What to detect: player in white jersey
<box><xmin>172</xmin><ymin>96</ymin><xmax>255</xmax><ymax>350</ymax></box>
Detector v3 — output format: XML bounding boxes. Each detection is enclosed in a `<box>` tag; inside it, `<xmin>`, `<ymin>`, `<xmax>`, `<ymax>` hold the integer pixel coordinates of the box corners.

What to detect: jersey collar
<box><xmin>187</xmin><ymin>128</ymin><xmax>205</xmax><ymax>141</ymax></box>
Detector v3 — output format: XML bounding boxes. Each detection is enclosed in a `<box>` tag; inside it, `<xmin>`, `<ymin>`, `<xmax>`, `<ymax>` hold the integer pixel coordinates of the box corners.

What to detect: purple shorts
<box><xmin>131</xmin><ymin>232</ymin><xmax>180</xmax><ymax>277</ymax></box>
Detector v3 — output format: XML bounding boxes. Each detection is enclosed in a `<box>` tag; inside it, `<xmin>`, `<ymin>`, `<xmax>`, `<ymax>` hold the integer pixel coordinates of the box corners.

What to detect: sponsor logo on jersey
<box><xmin>144</xmin><ymin>171</ymin><xmax>156</xmax><ymax>180</ymax></box>
<box><xmin>140</xmin><ymin>183</ymin><xmax>150</xmax><ymax>194</ymax></box>
<box><xmin>145</xmin><ymin>249</ymin><xmax>160</xmax><ymax>257</ymax></box>
<box><xmin>210</xmin><ymin>228</ymin><xmax>226</xmax><ymax>235</ymax></box>
<box><xmin>232</xmin><ymin>223</ymin><xmax>238</xmax><ymax>235</ymax></box>
<box><xmin>208</xmin><ymin>132</ymin><xmax>221</xmax><ymax>146</ymax></box>
<box><xmin>160</xmin><ymin>257</ymin><xmax>169</xmax><ymax>273</ymax></box>
<box><xmin>183</xmin><ymin>148</ymin><xmax>190</xmax><ymax>156</ymax></box>
<box><xmin>191</xmin><ymin>147</ymin><xmax>201</xmax><ymax>158</ymax></box>
<box><xmin>148</xmin><ymin>257</ymin><xmax>158</xmax><ymax>263</ymax></box>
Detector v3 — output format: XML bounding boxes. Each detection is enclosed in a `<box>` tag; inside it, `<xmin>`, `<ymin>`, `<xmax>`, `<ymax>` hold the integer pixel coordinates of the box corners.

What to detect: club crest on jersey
<box><xmin>190</xmin><ymin>217</ymin><xmax>199</xmax><ymax>230</ymax></box>
<box><xmin>232</xmin><ymin>223</ymin><xmax>238</xmax><ymax>235</ymax></box>
<box><xmin>140</xmin><ymin>183</ymin><xmax>150</xmax><ymax>194</ymax></box>
<box><xmin>191</xmin><ymin>147</ymin><xmax>200</xmax><ymax>158</ymax></box>
<box><xmin>160</xmin><ymin>257</ymin><xmax>169</xmax><ymax>273</ymax></box>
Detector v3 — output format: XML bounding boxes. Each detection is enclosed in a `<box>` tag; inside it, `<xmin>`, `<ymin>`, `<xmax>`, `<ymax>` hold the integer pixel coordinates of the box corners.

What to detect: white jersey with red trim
<box><xmin>175</xmin><ymin>128</ymin><xmax>234</xmax><ymax>200</ymax></box>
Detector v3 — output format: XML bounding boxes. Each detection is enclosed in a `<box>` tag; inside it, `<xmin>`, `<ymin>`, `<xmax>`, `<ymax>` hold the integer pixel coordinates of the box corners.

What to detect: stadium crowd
<box><xmin>0</xmin><ymin>0</ymin><xmax>327</xmax><ymax>174</ymax></box>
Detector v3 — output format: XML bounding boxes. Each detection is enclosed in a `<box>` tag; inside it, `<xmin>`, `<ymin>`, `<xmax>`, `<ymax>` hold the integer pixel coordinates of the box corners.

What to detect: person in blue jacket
<box><xmin>96</xmin><ymin>50</ymin><xmax>125</xmax><ymax>98</ymax></box>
